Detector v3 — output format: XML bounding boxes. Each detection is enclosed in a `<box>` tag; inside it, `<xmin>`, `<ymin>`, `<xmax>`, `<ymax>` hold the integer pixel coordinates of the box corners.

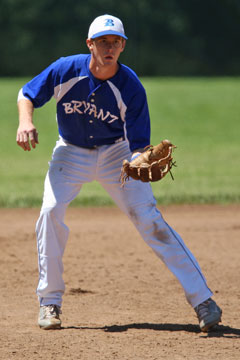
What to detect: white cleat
<box><xmin>38</xmin><ymin>305</ymin><xmax>62</xmax><ymax>330</ymax></box>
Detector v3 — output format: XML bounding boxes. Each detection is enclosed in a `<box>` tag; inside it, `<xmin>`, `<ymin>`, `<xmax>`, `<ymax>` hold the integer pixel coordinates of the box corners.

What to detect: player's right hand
<box><xmin>16</xmin><ymin>125</ymin><xmax>39</xmax><ymax>151</ymax></box>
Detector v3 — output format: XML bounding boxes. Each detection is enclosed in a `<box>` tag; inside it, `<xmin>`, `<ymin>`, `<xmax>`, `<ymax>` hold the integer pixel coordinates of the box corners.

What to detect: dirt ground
<box><xmin>0</xmin><ymin>204</ymin><xmax>240</xmax><ymax>360</ymax></box>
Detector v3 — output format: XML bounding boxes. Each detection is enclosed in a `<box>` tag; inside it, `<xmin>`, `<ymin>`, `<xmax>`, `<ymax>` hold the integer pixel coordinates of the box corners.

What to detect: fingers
<box><xmin>16</xmin><ymin>131</ymin><xmax>30</xmax><ymax>151</ymax></box>
<box><xmin>131</xmin><ymin>152</ymin><xmax>141</xmax><ymax>161</ymax></box>
<box><xmin>29</xmin><ymin>129</ymin><xmax>39</xmax><ymax>149</ymax></box>
<box><xmin>16</xmin><ymin>129</ymin><xmax>39</xmax><ymax>151</ymax></box>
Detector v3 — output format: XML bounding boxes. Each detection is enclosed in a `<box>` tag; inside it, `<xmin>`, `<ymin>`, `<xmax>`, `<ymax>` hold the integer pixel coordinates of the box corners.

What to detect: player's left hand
<box><xmin>120</xmin><ymin>139</ymin><xmax>176</xmax><ymax>186</ymax></box>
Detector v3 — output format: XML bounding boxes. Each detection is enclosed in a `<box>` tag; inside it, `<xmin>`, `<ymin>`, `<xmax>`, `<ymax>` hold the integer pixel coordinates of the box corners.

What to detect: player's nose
<box><xmin>105</xmin><ymin>41</ymin><xmax>115</xmax><ymax>49</ymax></box>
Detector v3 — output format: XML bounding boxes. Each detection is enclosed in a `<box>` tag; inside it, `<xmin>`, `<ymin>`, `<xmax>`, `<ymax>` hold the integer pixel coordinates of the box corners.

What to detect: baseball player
<box><xmin>16</xmin><ymin>14</ymin><xmax>222</xmax><ymax>331</ymax></box>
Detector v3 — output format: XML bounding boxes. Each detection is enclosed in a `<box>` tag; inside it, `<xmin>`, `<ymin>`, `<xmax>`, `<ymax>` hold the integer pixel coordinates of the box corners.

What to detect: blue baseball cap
<box><xmin>88</xmin><ymin>14</ymin><xmax>128</xmax><ymax>40</ymax></box>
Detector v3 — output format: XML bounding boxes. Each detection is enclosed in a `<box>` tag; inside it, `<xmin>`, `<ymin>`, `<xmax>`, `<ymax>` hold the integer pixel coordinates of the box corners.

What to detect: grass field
<box><xmin>0</xmin><ymin>77</ymin><xmax>239</xmax><ymax>207</ymax></box>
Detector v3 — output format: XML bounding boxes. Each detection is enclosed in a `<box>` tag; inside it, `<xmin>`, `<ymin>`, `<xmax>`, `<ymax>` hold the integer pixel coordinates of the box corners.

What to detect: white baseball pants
<box><xmin>36</xmin><ymin>138</ymin><xmax>212</xmax><ymax>308</ymax></box>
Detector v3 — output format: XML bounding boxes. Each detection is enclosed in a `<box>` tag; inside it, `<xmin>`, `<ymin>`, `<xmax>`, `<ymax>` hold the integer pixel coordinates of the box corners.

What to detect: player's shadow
<box><xmin>62</xmin><ymin>323</ymin><xmax>240</xmax><ymax>338</ymax></box>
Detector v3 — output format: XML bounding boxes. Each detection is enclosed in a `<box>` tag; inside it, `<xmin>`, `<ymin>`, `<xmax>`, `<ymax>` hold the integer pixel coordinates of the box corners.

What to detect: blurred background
<box><xmin>1</xmin><ymin>0</ymin><xmax>240</xmax><ymax>77</ymax></box>
<box><xmin>1</xmin><ymin>0</ymin><xmax>240</xmax><ymax>206</ymax></box>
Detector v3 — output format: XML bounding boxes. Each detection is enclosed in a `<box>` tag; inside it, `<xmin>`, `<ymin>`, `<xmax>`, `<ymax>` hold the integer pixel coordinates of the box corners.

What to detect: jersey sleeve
<box><xmin>124</xmin><ymin>88</ymin><xmax>151</xmax><ymax>152</ymax></box>
<box><xmin>20</xmin><ymin>59</ymin><xmax>62</xmax><ymax>108</ymax></box>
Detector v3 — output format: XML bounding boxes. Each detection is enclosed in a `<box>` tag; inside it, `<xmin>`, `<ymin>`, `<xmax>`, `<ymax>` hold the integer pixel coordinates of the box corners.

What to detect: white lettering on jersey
<box><xmin>62</xmin><ymin>102</ymin><xmax>74</xmax><ymax>114</ymax></box>
<box><xmin>108</xmin><ymin>114</ymin><xmax>119</xmax><ymax>123</ymax></box>
<box><xmin>97</xmin><ymin>109</ymin><xmax>110</xmax><ymax>121</ymax></box>
<box><xmin>72</xmin><ymin>100</ymin><xmax>83</xmax><ymax>114</ymax></box>
<box><xmin>82</xmin><ymin>101</ymin><xmax>91</xmax><ymax>114</ymax></box>
<box><xmin>62</xmin><ymin>101</ymin><xmax>119</xmax><ymax>123</ymax></box>
<box><xmin>89</xmin><ymin>104</ymin><xmax>97</xmax><ymax>118</ymax></box>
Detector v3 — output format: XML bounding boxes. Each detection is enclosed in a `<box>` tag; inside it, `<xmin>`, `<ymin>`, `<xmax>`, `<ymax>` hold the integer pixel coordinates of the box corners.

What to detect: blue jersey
<box><xmin>20</xmin><ymin>54</ymin><xmax>151</xmax><ymax>151</ymax></box>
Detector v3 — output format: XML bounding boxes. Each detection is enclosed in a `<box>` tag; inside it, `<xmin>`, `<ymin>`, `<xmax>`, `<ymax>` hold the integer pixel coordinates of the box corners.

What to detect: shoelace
<box><xmin>45</xmin><ymin>305</ymin><xmax>62</xmax><ymax>317</ymax></box>
<box><xmin>195</xmin><ymin>299</ymin><xmax>211</xmax><ymax>319</ymax></box>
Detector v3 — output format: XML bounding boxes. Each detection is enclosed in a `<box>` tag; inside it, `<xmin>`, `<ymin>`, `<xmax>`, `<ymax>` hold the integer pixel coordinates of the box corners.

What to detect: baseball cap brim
<box><xmin>90</xmin><ymin>30</ymin><xmax>128</xmax><ymax>40</ymax></box>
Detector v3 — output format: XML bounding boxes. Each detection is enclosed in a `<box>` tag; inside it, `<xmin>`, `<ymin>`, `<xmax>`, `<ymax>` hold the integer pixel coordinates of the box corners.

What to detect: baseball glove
<box><xmin>120</xmin><ymin>139</ymin><xmax>176</xmax><ymax>186</ymax></box>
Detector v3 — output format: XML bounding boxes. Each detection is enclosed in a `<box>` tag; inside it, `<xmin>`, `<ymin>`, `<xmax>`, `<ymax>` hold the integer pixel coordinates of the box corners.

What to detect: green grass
<box><xmin>145</xmin><ymin>77</ymin><xmax>240</xmax><ymax>204</ymax></box>
<box><xmin>0</xmin><ymin>77</ymin><xmax>240</xmax><ymax>207</ymax></box>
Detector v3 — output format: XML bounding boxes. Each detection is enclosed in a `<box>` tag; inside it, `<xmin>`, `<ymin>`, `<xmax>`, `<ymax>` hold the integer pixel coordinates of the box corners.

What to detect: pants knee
<box><xmin>127</xmin><ymin>203</ymin><xmax>164</xmax><ymax>231</ymax></box>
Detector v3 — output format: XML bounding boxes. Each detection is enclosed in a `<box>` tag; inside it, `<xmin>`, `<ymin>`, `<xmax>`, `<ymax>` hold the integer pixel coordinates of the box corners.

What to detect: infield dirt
<box><xmin>0</xmin><ymin>205</ymin><xmax>240</xmax><ymax>359</ymax></box>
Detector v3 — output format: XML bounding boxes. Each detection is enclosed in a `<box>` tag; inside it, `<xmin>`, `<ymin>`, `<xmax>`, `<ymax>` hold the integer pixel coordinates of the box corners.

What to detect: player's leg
<box><xmin>103</xmin><ymin>180</ymin><xmax>213</xmax><ymax>308</ymax></box>
<box><xmin>97</xmin><ymin>141</ymin><xmax>220</xmax><ymax>323</ymax></box>
<box><xmin>36</xmin><ymin>170</ymin><xmax>79</xmax><ymax>308</ymax></box>
<box><xmin>36</xmin><ymin>139</ymin><xmax>97</xmax><ymax>328</ymax></box>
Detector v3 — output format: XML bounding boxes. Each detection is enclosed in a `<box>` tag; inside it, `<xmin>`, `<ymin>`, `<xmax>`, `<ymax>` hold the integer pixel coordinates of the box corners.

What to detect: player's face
<box><xmin>87</xmin><ymin>35</ymin><xmax>126</xmax><ymax>66</ymax></box>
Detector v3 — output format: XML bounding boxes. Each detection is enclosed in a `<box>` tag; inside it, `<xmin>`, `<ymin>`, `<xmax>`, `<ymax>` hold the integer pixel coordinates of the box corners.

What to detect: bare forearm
<box><xmin>18</xmin><ymin>98</ymin><xmax>34</xmax><ymax>125</ymax></box>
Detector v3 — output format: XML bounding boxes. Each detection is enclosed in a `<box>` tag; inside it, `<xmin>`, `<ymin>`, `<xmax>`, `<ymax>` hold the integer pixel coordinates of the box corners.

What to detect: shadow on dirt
<box><xmin>62</xmin><ymin>323</ymin><xmax>240</xmax><ymax>338</ymax></box>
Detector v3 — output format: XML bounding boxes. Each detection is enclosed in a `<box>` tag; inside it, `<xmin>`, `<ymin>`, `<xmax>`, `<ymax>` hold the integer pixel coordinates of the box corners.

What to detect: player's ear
<box><xmin>120</xmin><ymin>39</ymin><xmax>126</xmax><ymax>53</ymax></box>
<box><xmin>86</xmin><ymin>39</ymin><xmax>94</xmax><ymax>52</ymax></box>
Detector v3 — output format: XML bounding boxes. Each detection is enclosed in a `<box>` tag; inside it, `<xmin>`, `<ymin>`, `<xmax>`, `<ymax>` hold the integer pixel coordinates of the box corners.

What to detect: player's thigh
<box><xmin>102</xmin><ymin>177</ymin><xmax>156</xmax><ymax>215</ymax></box>
<box><xmin>41</xmin><ymin>162</ymin><xmax>83</xmax><ymax>208</ymax></box>
<box><xmin>97</xmin><ymin>141</ymin><xmax>131</xmax><ymax>183</ymax></box>
<box><xmin>42</xmin><ymin>142</ymin><xmax>97</xmax><ymax>208</ymax></box>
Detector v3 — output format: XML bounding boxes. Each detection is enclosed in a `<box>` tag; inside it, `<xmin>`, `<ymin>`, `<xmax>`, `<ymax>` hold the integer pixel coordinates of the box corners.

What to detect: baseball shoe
<box><xmin>38</xmin><ymin>305</ymin><xmax>62</xmax><ymax>330</ymax></box>
<box><xmin>194</xmin><ymin>298</ymin><xmax>222</xmax><ymax>332</ymax></box>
